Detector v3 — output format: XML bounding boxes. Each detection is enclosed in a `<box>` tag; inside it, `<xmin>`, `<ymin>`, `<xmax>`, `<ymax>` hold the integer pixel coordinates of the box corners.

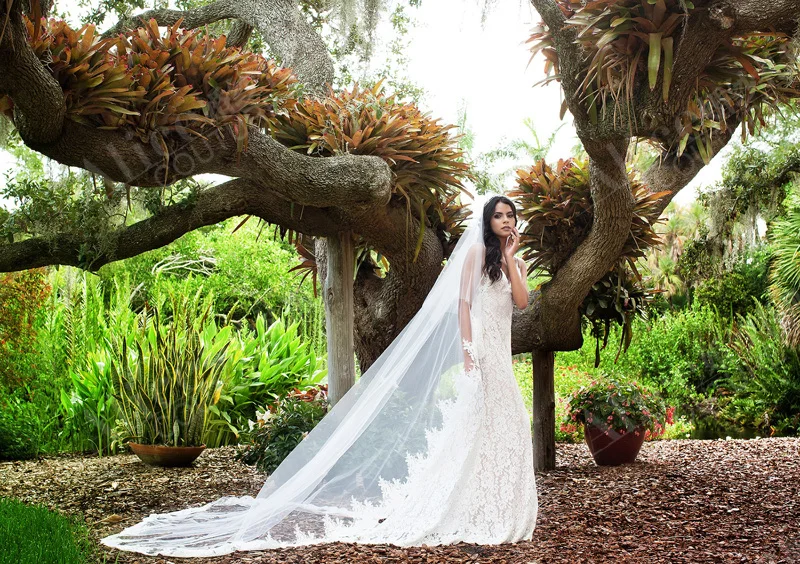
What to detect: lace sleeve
<box><xmin>458</xmin><ymin>244</ymin><xmax>483</xmax><ymax>371</ymax></box>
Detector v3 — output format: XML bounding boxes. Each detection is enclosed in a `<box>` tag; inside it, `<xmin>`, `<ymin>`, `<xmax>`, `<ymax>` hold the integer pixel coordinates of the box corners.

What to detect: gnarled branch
<box><xmin>102</xmin><ymin>0</ymin><xmax>238</xmax><ymax>37</ymax></box>
<box><xmin>0</xmin><ymin>3</ymin><xmax>64</xmax><ymax>144</ymax></box>
<box><xmin>28</xmin><ymin>122</ymin><xmax>393</xmax><ymax>208</ymax></box>
<box><xmin>0</xmin><ymin>179</ymin><xmax>340</xmax><ymax>273</ymax></box>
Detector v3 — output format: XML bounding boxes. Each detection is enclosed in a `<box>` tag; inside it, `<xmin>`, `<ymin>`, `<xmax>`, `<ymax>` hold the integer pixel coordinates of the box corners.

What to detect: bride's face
<box><xmin>490</xmin><ymin>202</ymin><xmax>516</xmax><ymax>240</ymax></box>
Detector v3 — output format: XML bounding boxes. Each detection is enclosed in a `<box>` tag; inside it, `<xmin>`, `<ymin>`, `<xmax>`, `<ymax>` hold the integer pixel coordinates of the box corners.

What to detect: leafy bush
<box><xmin>565</xmin><ymin>378</ymin><xmax>668</xmax><ymax>439</ymax></box>
<box><xmin>206</xmin><ymin>316</ymin><xmax>327</xmax><ymax>447</ymax></box>
<box><xmin>720</xmin><ymin>303</ymin><xmax>800</xmax><ymax>433</ymax></box>
<box><xmin>0</xmin><ymin>269</ymin><xmax>50</xmax><ymax>388</ymax></box>
<box><xmin>59</xmin><ymin>351</ymin><xmax>119</xmax><ymax>456</ymax></box>
<box><xmin>0</xmin><ymin>498</ymin><xmax>96</xmax><ymax>564</ymax></box>
<box><xmin>0</xmin><ymin>393</ymin><xmax>42</xmax><ymax>460</ymax></box>
<box><xmin>693</xmin><ymin>266</ymin><xmax>766</xmax><ymax>319</ymax></box>
<box><xmin>111</xmin><ymin>290</ymin><xmax>229</xmax><ymax>447</ymax></box>
<box><xmin>236</xmin><ymin>391</ymin><xmax>329</xmax><ymax>474</ymax></box>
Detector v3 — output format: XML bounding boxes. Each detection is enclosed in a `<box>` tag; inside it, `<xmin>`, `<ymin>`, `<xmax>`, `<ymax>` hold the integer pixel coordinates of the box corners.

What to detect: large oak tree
<box><xmin>2</xmin><ymin>0</ymin><xmax>800</xmax><ymax>470</ymax></box>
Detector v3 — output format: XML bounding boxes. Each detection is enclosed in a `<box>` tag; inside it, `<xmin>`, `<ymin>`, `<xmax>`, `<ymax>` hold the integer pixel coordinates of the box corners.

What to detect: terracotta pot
<box><xmin>583</xmin><ymin>424</ymin><xmax>645</xmax><ymax>466</ymax></box>
<box><xmin>128</xmin><ymin>442</ymin><xmax>206</xmax><ymax>467</ymax></box>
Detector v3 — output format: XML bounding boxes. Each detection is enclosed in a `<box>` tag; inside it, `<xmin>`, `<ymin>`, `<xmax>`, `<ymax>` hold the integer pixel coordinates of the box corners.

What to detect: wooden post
<box><xmin>532</xmin><ymin>349</ymin><xmax>556</xmax><ymax>471</ymax></box>
<box><xmin>324</xmin><ymin>231</ymin><xmax>355</xmax><ymax>407</ymax></box>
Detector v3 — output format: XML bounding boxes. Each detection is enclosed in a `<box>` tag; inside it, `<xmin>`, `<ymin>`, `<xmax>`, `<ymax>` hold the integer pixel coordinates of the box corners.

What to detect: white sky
<box><xmin>0</xmin><ymin>0</ymin><xmax>728</xmax><ymax>210</ymax></box>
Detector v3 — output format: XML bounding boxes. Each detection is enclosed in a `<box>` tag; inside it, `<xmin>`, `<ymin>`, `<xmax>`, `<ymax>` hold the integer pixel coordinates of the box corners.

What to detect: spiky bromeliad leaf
<box><xmin>270</xmin><ymin>82</ymin><xmax>473</xmax><ymax>264</ymax></box>
<box><xmin>527</xmin><ymin>1</ymin><xmax>800</xmax><ymax>158</ymax></box>
<box><xmin>508</xmin><ymin>157</ymin><xmax>667</xmax><ymax>276</ymax></box>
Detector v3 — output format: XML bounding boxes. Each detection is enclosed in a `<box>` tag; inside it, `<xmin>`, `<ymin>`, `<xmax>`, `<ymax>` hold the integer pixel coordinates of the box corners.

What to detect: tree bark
<box><xmin>532</xmin><ymin>350</ymin><xmax>556</xmax><ymax>471</ymax></box>
<box><xmin>324</xmin><ymin>231</ymin><xmax>355</xmax><ymax>407</ymax></box>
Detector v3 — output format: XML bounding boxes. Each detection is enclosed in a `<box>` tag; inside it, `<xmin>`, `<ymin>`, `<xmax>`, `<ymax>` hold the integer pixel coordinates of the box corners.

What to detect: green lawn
<box><xmin>0</xmin><ymin>497</ymin><xmax>98</xmax><ymax>564</ymax></box>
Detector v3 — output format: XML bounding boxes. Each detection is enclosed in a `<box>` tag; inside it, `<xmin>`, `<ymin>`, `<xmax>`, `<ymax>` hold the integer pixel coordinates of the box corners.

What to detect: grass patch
<box><xmin>0</xmin><ymin>497</ymin><xmax>98</xmax><ymax>564</ymax></box>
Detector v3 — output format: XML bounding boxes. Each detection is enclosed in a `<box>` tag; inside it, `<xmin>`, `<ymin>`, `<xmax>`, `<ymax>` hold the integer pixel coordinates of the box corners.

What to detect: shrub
<box><xmin>0</xmin><ymin>269</ymin><xmax>50</xmax><ymax>388</ymax></box>
<box><xmin>720</xmin><ymin>303</ymin><xmax>800</xmax><ymax>433</ymax></box>
<box><xmin>0</xmin><ymin>393</ymin><xmax>42</xmax><ymax>461</ymax></box>
<box><xmin>236</xmin><ymin>390</ymin><xmax>329</xmax><ymax>474</ymax></box>
<box><xmin>565</xmin><ymin>378</ymin><xmax>669</xmax><ymax>439</ymax></box>
<box><xmin>205</xmin><ymin>316</ymin><xmax>327</xmax><ymax>447</ymax></box>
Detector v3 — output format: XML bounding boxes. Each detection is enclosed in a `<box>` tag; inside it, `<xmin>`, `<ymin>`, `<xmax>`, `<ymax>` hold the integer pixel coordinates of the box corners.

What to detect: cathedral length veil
<box><xmin>102</xmin><ymin>194</ymin><xmax>500</xmax><ymax>557</ymax></box>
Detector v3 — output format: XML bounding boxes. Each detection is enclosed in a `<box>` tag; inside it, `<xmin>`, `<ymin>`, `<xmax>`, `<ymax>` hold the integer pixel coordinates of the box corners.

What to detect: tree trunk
<box><xmin>324</xmin><ymin>231</ymin><xmax>355</xmax><ymax>407</ymax></box>
<box><xmin>532</xmin><ymin>349</ymin><xmax>556</xmax><ymax>471</ymax></box>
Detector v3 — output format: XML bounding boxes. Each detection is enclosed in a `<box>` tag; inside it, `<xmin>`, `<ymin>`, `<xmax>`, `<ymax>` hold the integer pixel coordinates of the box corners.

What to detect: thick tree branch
<box><xmin>226</xmin><ymin>20</ymin><xmax>253</xmax><ymax>48</ymax></box>
<box><xmin>644</xmin><ymin>120</ymin><xmax>740</xmax><ymax>217</ymax></box>
<box><xmin>0</xmin><ymin>2</ymin><xmax>64</xmax><ymax>144</ymax></box>
<box><xmin>28</xmin><ymin>122</ymin><xmax>392</xmax><ymax>208</ymax></box>
<box><xmin>102</xmin><ymin>0</ymin><xmax>238</xmax><ymax>37</ymax></box>
<box><xmin>529</xmin><ymin>0</ymin><xmax>564</xmax><ymax>30</ymax></box>
<box><xmin>715</xmin><ymin>0</ymin><xmax>800</xmax><ymax>35</ymax></box>
<box><xmin>0</xmin><ymin>179</ymin><xmax>340</xmax><ymax>273</ymax></box>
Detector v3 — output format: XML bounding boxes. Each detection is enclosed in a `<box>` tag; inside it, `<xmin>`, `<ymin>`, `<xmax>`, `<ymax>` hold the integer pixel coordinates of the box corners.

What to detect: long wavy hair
<box><xmin>482</xmin><ymin>195</ymin><xmax>518</xmax><ymax>284</ymax></box>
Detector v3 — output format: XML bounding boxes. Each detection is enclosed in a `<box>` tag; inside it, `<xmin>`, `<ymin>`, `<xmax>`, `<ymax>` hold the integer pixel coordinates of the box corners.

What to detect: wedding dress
<box><xmin>101</xmin><ymin>197</ymin><xmax>538</xmax><ymax>556</ymax></box>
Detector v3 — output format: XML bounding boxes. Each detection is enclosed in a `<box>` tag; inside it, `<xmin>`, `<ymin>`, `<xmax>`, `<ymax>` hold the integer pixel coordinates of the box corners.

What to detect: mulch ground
<box><xmin>1</xmin><ymin>438</ymin><xmax>798</xmax><ymax>563</ymax></box>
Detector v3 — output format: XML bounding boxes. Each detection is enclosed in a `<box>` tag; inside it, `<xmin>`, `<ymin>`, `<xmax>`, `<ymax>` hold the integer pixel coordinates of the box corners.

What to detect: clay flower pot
<box><xmin>128</xmin><ymin>443</ymin><xmax>206</xmax><ymax>467</ymax></box>
<box><xmin>583</xmin><ymin>424</ymin><xmax>645</xmax><ymax>466</ymax></box>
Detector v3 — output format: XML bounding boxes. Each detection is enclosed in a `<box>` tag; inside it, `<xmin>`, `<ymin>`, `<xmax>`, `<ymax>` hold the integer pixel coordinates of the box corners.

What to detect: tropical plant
<box><xmin>721</xmin><ymin>302</ymin><xmax>800</xmax><ymax>433</ymax></box>
<box><xmin>205</xmin><ymin>315</ymin><xmax>328</xmax><ymax>447</ymax></box>
<box><xmin>1</xmin><ymin>17</ymin><xmax>298</xmax><ymax>166</ymax></box>
<box><xmin>236</xmin><ymin>392</ymin><xmax>329</xmax><ymax>474</ymax></box>
<box><xmin>111</xmin><ymin>290</ymin><xmax>229</xmax><ymax>447</ymax></box>
<box><xmin>269</xmin><ymin>81</ymin><xmax>472</xmax><ymax>262</ymax></box>
<box><xmin>59</xmin><ymin>350</ymin><xmax>119</xmax><ymax>456</ymax></box>
<box><xmin>528</xmin><ymin>1</ymin><xmax>800</xmax><ymax>162</ymax></box>
<box><xmin>768</xmin><ymin>200</ymin><xmax>800</xmax><ymax>347</ymax></box>
<box><xmin>0</xmin><ymin>392</ymin><xmax>43</xmax><ymax>460</ymax></box>
<box><xmin>565</xmin><ymin>377</ymin><xmax>669</xmax><ymax>439</ymax></box>
<box><xmin>510</xmin><ymin>158</ymin><xmax>665</xmax><ymax>275</ymax></box>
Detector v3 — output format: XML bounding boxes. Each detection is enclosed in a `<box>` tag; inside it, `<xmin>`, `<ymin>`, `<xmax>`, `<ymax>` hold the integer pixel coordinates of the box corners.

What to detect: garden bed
<box><xmin>1</xmin><ymin>438</ymin><xmax>797</xmax><ymax>563</ymax></box>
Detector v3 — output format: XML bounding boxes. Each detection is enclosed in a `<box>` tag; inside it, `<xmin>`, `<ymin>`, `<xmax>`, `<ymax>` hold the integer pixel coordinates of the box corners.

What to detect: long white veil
<box><xmin>101</xmin><ymin>194</ymin><xmax>492</xmax><ymax>556</ymax></box>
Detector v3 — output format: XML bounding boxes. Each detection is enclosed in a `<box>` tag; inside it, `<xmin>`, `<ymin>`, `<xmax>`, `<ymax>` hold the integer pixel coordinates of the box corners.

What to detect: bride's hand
<box><xmin>504</xmin><ymin>226</ymin><xmax>521</xmax><ymax>259</ymax></box>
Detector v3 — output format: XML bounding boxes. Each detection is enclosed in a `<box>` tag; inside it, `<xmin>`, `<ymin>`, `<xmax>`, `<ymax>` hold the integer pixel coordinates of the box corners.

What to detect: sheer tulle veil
<box><xmin>101</xmin><ymin>193</ymin><xmax>496</xmax><ymax>556</ymax></box>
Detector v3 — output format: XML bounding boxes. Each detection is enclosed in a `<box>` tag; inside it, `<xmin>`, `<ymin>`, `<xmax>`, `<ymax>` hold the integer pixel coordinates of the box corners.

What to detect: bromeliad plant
<box><xmin>565</xmin><ymin>378</ymin><xmax>670</xmax><ymax>439</ymax></box>
<box><xmin>0</xmin><ymin>17</ymin><xmax>297</xmax><ymax>170</ymax></box>
<box><xmin>509</xmin><ymin>158</ymin><xmax>664</xmax><ymax>363</ymax></box>
<box><xmin>269</xmin><ymin>82</ymin><xmax>473</xmax><ymax>264</ymax></box>
<box><xmin>528</xmin><ymin>0</ymin><xmax>800</xmax><ymax>162</ymax></box>
<box><xmin>111</xmin><ymin>290</ymin><xmax>229</xmax><ymax>448</ymax></box>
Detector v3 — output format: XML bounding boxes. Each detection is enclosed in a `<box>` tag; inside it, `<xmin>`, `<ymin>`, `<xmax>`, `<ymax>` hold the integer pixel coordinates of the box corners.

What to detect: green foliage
<box><xmin>236</xmin><ymin>394</ymin><xmax>328</xmax><ymax>474</ymax></box>
<box><xmin>694</xmin><ymin>269</ymin><xmax>765</xmax><ymax>319</ymax></box>
<box><xmin>768</xmin><ymin>199</ymin><xmax>800</xmax><ymax>346</ymax></box>
<box><xmin>0</xmin><ymin>498</ymin><xmax>97</xmax><ymax>564</ymax></box>
<box><xmin>720</xmin><ymin>302</ymin><xmax>800</xmax><ymax>433</ymax></box>
<box><xmin>565</xmin><ymin>378</ymin><xmax>668</xmax><ymax>437</ymax></box>
<box><xmin>59</xmin><ymin>352</ymin><xmax>119</xmax><ymax>456</ymax></box>
<box><xmin>0</xmin><ymin>269</ymin><xmax>50</xmax><ymax>388</ymax></box>
<box><xmin>111</xmin><ymin>290</ymin><xmax>229</xmax><ymax>447</ymax></box>
<box><xmin>205</xmin><ymin>316</ymin><xmax>327</xmax><ymax>447</ymax></box>
<box><xmin>0</xmin><ymin>392</ymin><xmax>43</xmax><ymax>460</ymax></box>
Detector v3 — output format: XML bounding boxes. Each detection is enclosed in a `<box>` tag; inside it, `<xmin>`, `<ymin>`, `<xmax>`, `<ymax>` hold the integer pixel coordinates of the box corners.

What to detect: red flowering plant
<box><xmin>565</xmin><ymin>378</ymin><xmax>672</xmax><ymax>440</ymax></box>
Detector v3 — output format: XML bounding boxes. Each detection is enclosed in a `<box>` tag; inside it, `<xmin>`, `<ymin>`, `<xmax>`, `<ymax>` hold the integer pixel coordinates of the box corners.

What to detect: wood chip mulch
<box><xmin>1</xmin><ymin>438</ymin><xmax>798</xmax><ymax>563</ymax></box>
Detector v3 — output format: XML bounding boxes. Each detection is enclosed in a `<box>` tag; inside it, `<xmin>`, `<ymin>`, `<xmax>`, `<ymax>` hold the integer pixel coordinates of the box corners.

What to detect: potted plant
<box><xmin>565</xmin><ymin>378</ymin><xmax>668</xmax><ymax>466</ymax></box>
<box><xmin>111</xmin><ymin>290</ymin><xmax>230</xmax><ymax>467</ymax></box>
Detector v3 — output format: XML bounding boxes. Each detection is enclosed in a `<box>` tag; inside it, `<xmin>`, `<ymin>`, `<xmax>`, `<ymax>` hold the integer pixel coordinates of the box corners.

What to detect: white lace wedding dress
<box><xmin>304</xmin><ymin>268</ymin><xmax>538</xmax><ymax>546</ymax></box>
<box><xmin>102</xmin><ymin>226</ymin><xmax>538</xmax><ymax>556</ymax></box>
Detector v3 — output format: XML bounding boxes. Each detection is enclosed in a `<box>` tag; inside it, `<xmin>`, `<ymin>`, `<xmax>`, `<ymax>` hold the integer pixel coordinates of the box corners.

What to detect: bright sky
<box><xmin>0</xmin><ymin>0</ymin><xmax>730</xmax><ymax>211</ymax></box>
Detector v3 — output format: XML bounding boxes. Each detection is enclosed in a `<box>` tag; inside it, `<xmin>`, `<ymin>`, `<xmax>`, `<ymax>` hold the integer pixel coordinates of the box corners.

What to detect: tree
<box><xmin>2</xmin><ymin>0</ymin><xmax>800</xmax><ymax>471</ymax></box>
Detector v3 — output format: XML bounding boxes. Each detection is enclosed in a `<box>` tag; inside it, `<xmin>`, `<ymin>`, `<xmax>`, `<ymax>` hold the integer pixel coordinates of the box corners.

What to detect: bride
<box><xmin>101</xmin><ymin>194</ymin><xmax>538</xmax><ymax>556</ymax></box>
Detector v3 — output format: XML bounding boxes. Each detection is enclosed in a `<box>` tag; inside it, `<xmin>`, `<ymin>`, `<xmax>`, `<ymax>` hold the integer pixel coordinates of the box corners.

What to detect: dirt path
<box><xmin>1</xmin><ymin>438</ymin><xmax>798</xmax><ymax>563</ymax></box>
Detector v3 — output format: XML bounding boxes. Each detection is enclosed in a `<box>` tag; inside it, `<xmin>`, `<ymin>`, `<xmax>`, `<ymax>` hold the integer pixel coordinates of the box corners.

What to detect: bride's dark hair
<box><xmin>482</xmin><ymin>195</ymin><xmax>518</xmax><ymax>284</ymax></box>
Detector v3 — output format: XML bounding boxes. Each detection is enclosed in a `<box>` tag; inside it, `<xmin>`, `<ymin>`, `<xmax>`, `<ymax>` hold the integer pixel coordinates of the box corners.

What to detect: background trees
<box><xmin>2</xmin><ymin>0</ymin><xmax>800</xmax><ymax>469</ymax></box>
